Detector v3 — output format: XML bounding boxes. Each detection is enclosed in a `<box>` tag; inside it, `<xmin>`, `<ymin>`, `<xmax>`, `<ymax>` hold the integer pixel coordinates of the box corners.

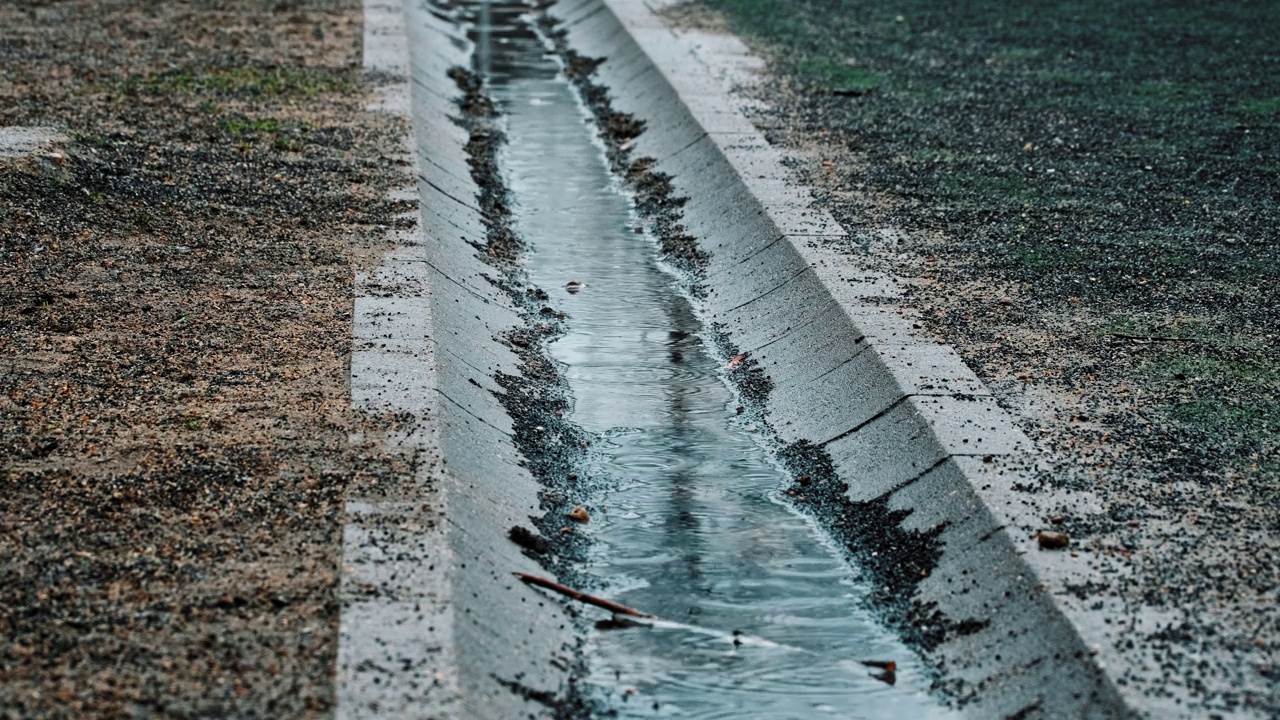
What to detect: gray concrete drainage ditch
<box><xmin>340</xmin><ymin>0</ymin><xmax>1134</xmax><ymax>718</ymax></box>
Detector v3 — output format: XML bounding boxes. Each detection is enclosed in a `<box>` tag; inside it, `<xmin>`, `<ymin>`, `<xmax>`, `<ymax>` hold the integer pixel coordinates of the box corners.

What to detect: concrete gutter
<box><xmin>546</xmin><ymin>0</ymin><xmax>1136</xmax><ymax>717</ymax></box>
<box><xmin>339</xmin><ymin>2</ymin><xmax>579</xmax><ymax>718</ymax></box>
<box><xmin>0</xmin><ymin>126</ymin><xmax>66</xmax><ymax>160</ymax></box>
<box><xmin>338</xmin><ymin>0</ymin><xmax>1158</xmax><ymax>717</ymax></box>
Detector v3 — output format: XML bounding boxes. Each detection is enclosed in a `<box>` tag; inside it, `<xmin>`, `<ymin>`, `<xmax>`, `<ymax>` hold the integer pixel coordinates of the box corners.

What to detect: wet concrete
<box><xmin>486</xmin><ymin>5</ymin><xmax>959</xmax><ymax>717</ymax></box>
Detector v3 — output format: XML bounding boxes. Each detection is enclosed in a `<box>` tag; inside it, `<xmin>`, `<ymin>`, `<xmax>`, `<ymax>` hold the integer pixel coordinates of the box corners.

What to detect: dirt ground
<box><xmin>0</xmin><ymin>1</ymin><xmax>414</xmax><ymax>716</ymax></box>
<box><xmin>671</xmin><ymin>0</ymin><xmax>1279</xmax><ymax>713</ymax></box>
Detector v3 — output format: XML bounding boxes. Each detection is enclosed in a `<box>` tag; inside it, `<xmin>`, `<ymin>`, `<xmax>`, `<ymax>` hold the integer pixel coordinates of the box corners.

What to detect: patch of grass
<box><xmin>217</xmin><ymin>115</ymin><xmax>309</xmax><ymax>151</ymax></box>
<box><xmin>939</xmin><ymin>172</ymin><xmax>1044</xmax><ymax>209</ymax></box>
<box><xmin>181</xmin><ymin>416</ymin><xmax>206</xmax><ymax>431</ymax></box>
<box><xmin>792</xmin><ymin>58</ymin><xmax>884</xmax><ymax>94</ymax></box>
<box><xmin>1040</xmin><ymin>71</ymin><xmax>1087</xmax><ymax>86</ymax></box>
<box><xmin>1095</xmin><ymin>315</ymin><xmax>1268</xmax><ymax>348</ymax></box>
<box><xmin>1005</xmin><ymin>238</ymin><xmax>1212</xmax><ymax>279</ymax></box>
<box><xmin>989</xmin><ymin>48</ymin><xmax>1043</xmax><ymax>65</ymax></box>
<box><xmin>132</xmin><ymin>209</ymin><xmax>160</xmax><ymax>231</ymax></box>
<box><xmin>1132</xmin><ymin>80</ymin><xmax>1204</xmax><ymax>107</ymax></box>
<box><xmin>913</xmin><ymin>147</ymin><xmax>958</xmax><ymax>164</ymax></box>
<box><xmin>1142</xmin><ymin>353</ymin><xmax>1280</xmax><ymax>475</ymax></box>
<box><xmin>1238</xmin><ymin>96</ymin><xmax>1280</xmax><ymax>115</ymax></box>
<box><xmin>712</xmin><ymin>0</ymin><xmax>816</xmax><ymax>41</ymax></box>
<box><xmin>273</xmin><ymin>135</ymin><xmax>305</xmax><ymax>152</ymax></box>
<box><xmin>221</xmin><ymin>116</ymin><xmax>281</xmax><ymax>134</ymax></box>
<box><xmin>1008</xmin><ymin>244</ymin><xmax>1100</xmax><ymax>271</ymax></box>
<box><xmin>126</xmin><ymin>66</ymin><xmax>352</xmax><ymax>99</ymax></box>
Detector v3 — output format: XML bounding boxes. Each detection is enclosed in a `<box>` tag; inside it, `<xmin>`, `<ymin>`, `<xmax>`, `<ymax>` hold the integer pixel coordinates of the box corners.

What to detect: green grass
<box><xmin>221</xmin><ymin>117</ymin><xmax>282</xmax><ymax>134</ymax></box>
<box><xmin>217</xmin><ymin>116</ymin><xmax>309</xmax><ymax>151</ymax></box>
<box><xmin>1132</xmin><ymin>81</ymin><xmax>1205</xmax><ymax>107</ymax></box>
<box><xmin>1040</xmin><ymin>71</ymin><xmax>1087</xmax><ymax>86</ymax></box>
<box><xmin>1095</xmin><ymin>315</ymin><xmax>1269</xmax><ymax>347</ymax></box>
<box><xmin>123</xmin><ymin>66</ymin><xmax>352</xmax><ymax>99</ymax></box>
<box><xmin>913</xmin><ymin>147</ymin><xmax>958</xmax><ymax>164</ymax></box>
<box><xmin>1143</xmin><ymin>354</ymin><xmax>1280</xmax><ymax>449</ymax></box>
<box><xmin>938</xmin><ymin>172</ymin><xmax>1045</xmax><ymax>209</ymax></box>
<box><xmin>791</xmin><ymin>58</ymin><xmax>884</xmax><ymax>94</ymax></box>
<box><xmin>989</xmin><ymin>48</ymin><xmax>1043</xmax><ymax>65</ymax></box>
<box><xmin>1239</xmin><ymin>96</ymin><xmax>1280</xmax><ymax>115</ymax></box>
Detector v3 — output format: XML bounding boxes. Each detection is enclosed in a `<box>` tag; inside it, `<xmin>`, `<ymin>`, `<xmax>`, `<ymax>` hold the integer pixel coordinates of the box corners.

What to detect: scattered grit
<box><xmin>0</xmin><ymin>1</ymin><xmax>416</xmax><ymax>716</ymax></box>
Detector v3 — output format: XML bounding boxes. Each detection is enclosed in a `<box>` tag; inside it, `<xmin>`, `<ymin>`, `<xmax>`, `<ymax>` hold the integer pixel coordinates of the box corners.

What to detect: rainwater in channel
<box><xmin>482</xmin><ymin>6</ymin><xmax>959</xmax><ymax>718</ymax></box>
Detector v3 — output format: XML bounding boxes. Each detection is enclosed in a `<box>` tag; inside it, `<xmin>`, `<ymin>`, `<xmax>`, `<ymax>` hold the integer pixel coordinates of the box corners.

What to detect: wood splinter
<box><xmin>514</xmin><ymin>572</ymin><xmax>654</xmax><ymax>619</ymax></box>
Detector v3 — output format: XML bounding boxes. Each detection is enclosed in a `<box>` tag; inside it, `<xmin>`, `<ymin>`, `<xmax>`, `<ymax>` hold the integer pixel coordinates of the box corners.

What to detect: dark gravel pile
<box><xmin>0</xmin><ymin>1</ymin><xmax>414</xmax><ymax>716</ymax></box>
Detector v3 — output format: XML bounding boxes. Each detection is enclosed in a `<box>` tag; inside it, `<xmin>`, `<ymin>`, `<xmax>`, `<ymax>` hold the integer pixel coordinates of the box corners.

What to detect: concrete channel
<box><xmin>339</xmin><ymin>0</ymin><xmax>1136</xmax><ymax>718</ymax></box>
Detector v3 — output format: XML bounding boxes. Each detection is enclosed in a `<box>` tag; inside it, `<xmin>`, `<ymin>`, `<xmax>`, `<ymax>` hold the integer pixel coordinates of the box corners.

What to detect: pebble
<box><xmin>1036</xmin><ymin>531</ymin><xmax>1070</xmax><ymax>549</ymax></box>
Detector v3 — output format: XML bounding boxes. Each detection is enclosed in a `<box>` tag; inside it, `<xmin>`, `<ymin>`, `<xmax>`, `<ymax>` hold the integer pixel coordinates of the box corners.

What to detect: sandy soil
<box><xmin>0</xmin><ymin>1</ymin><xmax>414</xmax><ymax>716</ymax></box>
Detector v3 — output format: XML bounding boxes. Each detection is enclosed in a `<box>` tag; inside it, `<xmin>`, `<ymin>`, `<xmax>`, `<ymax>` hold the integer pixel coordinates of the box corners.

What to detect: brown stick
<box><xmin>514</xmin><ymin>572</ymin><xmax>655</xmax><ymax>618</ymax></box>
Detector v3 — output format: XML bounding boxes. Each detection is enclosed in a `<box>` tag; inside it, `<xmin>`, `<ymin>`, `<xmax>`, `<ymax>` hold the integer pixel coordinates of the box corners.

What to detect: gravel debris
<box><xmin>0</xmin><ymin>1</ymin><xmax>415</xmax><ymax>715</ymax></box>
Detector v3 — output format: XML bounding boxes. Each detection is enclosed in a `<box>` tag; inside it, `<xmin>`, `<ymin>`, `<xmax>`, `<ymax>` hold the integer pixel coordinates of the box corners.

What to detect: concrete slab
<box><xmin>545</xmin><ymin>0</ymin><xmax>1139</xmax><ymax>716</ymax></box>
<box><xmin>340</xmin><ymin>2</ymin><xmax>579</xmax><ymax>718</ymax></box>
<box><xmin>0</xmin><ymin>126</ymin><xmax>65</xmax><ymax>159</ymax></box>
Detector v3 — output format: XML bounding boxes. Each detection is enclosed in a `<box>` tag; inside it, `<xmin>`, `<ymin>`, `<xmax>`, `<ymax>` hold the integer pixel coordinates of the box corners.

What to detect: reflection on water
<box><xmin>482</xmin><ymin>4</ymin><xmax>958</xmax><ymax>718</ymax></box>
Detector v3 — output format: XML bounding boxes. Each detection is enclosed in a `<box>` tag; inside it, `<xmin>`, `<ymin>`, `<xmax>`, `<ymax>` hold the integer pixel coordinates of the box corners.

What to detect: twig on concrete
<box><xmin>514</xmin><ymin>572</ymin><xmax>655</xmax><ymax>618</ymax></box>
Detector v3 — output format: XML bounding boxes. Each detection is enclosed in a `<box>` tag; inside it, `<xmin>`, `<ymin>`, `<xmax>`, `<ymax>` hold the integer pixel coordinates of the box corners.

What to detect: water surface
<box><xmin>485</xmin><ymin>7</ymin><xmax>958</xmax><ymax>718</ymax></box>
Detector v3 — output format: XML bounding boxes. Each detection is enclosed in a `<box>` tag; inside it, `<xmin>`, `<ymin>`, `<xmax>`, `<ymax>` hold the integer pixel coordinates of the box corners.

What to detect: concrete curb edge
<box><xmin>548</xmin><ymin>0</ymin><xmax>1136</xmax><ymax>717</ymax></box>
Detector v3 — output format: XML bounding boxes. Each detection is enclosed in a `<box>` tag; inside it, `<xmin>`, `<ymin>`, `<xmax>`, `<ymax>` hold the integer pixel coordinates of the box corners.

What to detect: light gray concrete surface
<box><xmin>338</xmin><ymin>2</ymin><xmax>580</xmax><ymax>718</ymax></box>
<box><xmin>545</xmin><ymin>0</ymin><xmax>1140</xmax><ymax>717</ymax></box>
<box><xmin>0</xmin><ymin>126</ymin><xmax>65</xmax><ymax>159</ymax></box>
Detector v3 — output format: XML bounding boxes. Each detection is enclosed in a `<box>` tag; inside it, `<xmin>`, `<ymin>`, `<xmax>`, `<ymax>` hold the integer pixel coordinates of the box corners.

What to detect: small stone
<box><xmin>508</xmin><ymin>525</ymin><xmax>549</xmax><ymax>554</ymax></box>
<box><xmin>567</xmin><ymin>473</ymin><xmax>578</xmax><ymax>481</ymax></box>
<box><xmin>1036</xmin><ymin>531</ymin><xmax>1070</xmax><ymax>549</ymax></box>
<box><xmin>568</xmin><ymin>506</ymin><xmax>590</xmax><ymax>523</ymax></box>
